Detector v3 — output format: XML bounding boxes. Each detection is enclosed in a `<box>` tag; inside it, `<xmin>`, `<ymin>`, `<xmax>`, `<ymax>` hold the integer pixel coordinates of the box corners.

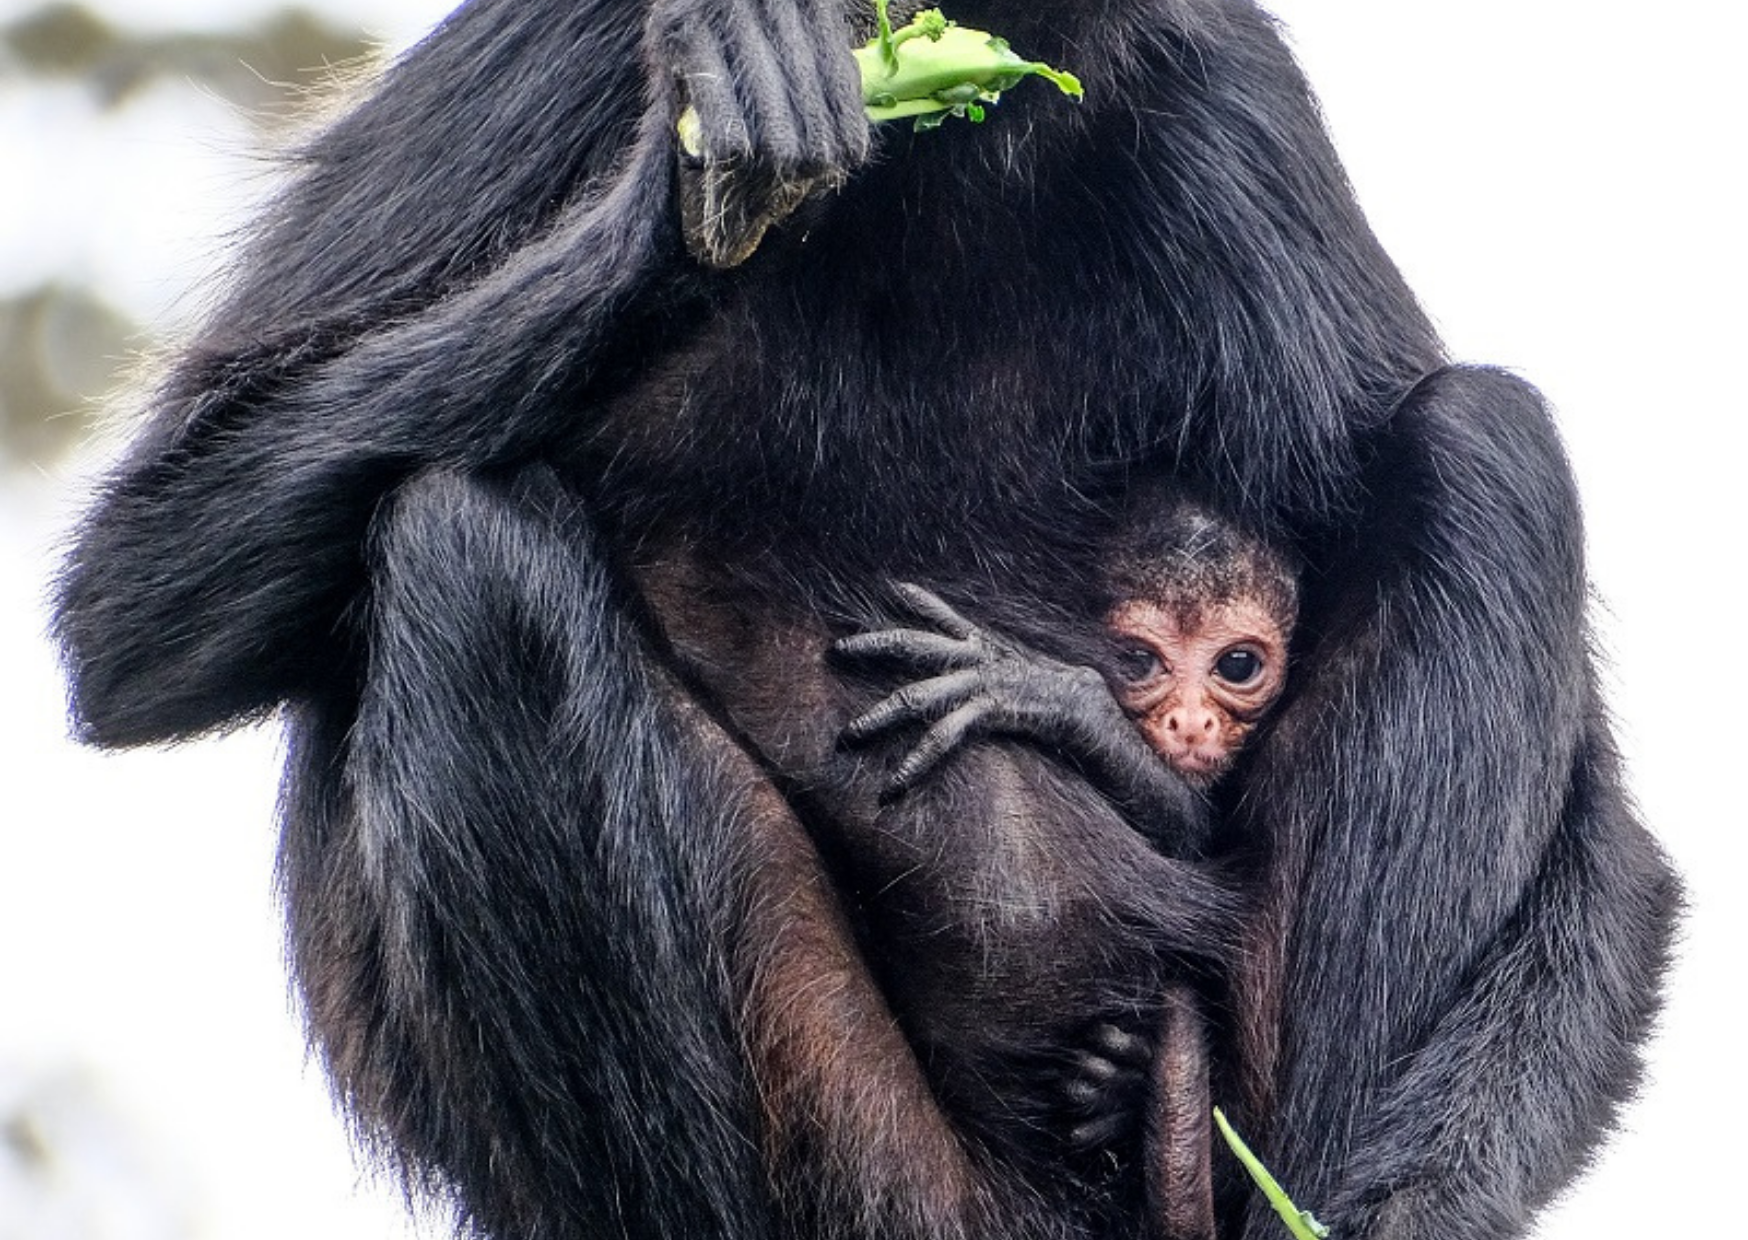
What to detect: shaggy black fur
<box><xmin>55</xmin><ymin>1</ymin><xmax>1677</xmax><ymax>1238</ymax></box>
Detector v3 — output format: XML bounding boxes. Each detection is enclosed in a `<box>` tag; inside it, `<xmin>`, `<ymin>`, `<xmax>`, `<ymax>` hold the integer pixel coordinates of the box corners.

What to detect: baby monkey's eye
<box><xmin>1214</xmin><ymin>647</ymin><xmax>1263</xmax><ymax>685</ymax></box>
<box><xmin>1116</xmin><ymin>645</ymin><xmax>1162</xmax><ymax>682</ymax></box>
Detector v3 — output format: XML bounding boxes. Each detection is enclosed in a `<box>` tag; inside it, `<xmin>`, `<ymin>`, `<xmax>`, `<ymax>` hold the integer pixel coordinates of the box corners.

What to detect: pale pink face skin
<box><xmin>1106</xmin><ymin>596</ymin><xmax>1290</xmax><ymax>788</ymax></box>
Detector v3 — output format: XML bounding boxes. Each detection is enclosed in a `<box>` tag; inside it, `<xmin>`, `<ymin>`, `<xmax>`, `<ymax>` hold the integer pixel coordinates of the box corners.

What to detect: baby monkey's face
<box><xmin>1104</xmin><ymin>594</ymin><xmax>1290</xmax><ymax>788</ymax></box>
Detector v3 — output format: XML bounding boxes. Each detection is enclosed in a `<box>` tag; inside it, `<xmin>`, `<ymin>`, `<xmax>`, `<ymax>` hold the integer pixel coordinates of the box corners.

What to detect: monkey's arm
<box><xmin>56</xmin><ymin>0</ymin><xmax>867</xmax><ymax>747</ymax></box>
<box><xmin>834</xmin><ymin>583</ymin><xmax>1214</xmax><ymax>851</ymax></box>
<box><xmin>57</xmin><ymin>130</ymin><xmax>683</xmax><ymax>745</ymax></box>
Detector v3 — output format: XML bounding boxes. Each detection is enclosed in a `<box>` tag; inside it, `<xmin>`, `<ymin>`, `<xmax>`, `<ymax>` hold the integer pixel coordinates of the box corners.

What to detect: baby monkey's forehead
<box><xmin>1100</xmin><ymin>503</ymin><xmax>1299</xmax><ymax>639</ymax></box>
<box><xmin>1106</xmin><ymin>595</ymin><xmax>1291</xmax><ymax>646</ymax></box>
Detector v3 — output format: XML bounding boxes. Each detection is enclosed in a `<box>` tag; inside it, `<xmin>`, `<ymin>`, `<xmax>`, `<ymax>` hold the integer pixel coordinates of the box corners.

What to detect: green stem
<box><xmin>1214</xmin><ymin>1108</ymin><xmax>1331</xmax><ymax>1240</ymax></box>
<box><xmin>875</xmin><ymin>0</ymin><xmax>897</xmax><ymax>67</ymax></box>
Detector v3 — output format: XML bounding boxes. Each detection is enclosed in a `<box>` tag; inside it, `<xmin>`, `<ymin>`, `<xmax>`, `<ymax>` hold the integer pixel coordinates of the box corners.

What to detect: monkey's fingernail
<box><xmin>1064</xmin><ymin>1080</ymin><xmax>1101</xmax><ymax>1106</ymax></box>
<box><xmin>1076</xmin><ymin>1054</ymin><xmax>1118</xmax><ymax>1082</ymax></box>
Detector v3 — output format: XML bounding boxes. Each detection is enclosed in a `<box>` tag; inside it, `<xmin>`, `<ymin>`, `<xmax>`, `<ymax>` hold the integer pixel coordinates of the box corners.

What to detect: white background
<box><xmin>2</xmin><ymin>2</ymin><xmax>1741</xmax><ymax>1236</ymax></box>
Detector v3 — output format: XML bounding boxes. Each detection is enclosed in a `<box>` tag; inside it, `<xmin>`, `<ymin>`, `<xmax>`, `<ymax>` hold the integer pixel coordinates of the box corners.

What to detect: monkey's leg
<box><xmin>307</xmin><ymin>462</ymin><xmax>1095</xmax><ymax>1240</ymax></box>
<box><xmin>1305</xmin><ymin>709</ymin><xmax>1676</xmax><ymax>1240</ymax></box>
<box><xmin>289</xmin><ymin>463</ymin><xmax>777</xmax><ymax>1239</ymax></box>
<box><xmin>1230</xmin><ymin>367</ymin><xmax>1678</xmax><ymax>1239</ymax></box>
<box><xmin>727</xmin><ymin>774</ymin><xmax>1088</xmax><ymax>1240</ymax></box>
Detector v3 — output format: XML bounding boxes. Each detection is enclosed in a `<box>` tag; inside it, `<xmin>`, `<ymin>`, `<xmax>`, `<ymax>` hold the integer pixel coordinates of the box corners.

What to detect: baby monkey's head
<box><xmin>1099</xmin><ymin>497</ymin><xmax>1298</xmax><ymax>788</ymax></box>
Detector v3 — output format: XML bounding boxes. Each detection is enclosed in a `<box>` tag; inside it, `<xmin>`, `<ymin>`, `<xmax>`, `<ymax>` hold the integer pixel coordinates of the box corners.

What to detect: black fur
<box><xmin>55</xmin><ymin>1</ymin><xmax>1677</xmax><ymax>1238</ymax></box>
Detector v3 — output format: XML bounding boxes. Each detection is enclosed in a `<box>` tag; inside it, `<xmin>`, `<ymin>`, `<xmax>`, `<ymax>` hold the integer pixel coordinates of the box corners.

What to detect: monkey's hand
<box><xmin>1055</xmin><ymin>1022</ymin><xmax>1154</xmax><ymax>1160</ymax></box>
<box><xmin>654</xmin><ymin>0</ymin><xmax>869</xmax><ymax>268</ymax></box>
<box><xmin>834</xmin><ymin>583</ymin><xmax>1214</xmax><ymax>850</ymax></box>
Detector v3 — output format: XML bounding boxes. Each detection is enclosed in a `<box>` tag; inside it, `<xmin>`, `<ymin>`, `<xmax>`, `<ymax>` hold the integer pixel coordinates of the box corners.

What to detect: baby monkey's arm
<box><xmin>833</xmin><ymin>582</ymin><xmax>1213</xmax><ymax>853</ymax></box>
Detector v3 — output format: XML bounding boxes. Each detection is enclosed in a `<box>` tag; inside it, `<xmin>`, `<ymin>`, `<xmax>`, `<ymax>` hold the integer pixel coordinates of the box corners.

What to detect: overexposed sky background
<box><xmin>2</xmin><ymin>2</ymin><xmax>1742</xmax><ymax>1237</ymax></box>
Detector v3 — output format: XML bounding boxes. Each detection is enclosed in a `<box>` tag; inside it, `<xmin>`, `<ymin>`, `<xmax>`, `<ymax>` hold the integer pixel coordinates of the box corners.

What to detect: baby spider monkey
<box><xmin>833</xmin><ymin>495</ymin><xmax>1298</xmax><ymax>1234</ymax></box>
<box><xmin>838</xmin><ymin>495</ymin><xmax>1299</xmax><ymax>851</ymax></box>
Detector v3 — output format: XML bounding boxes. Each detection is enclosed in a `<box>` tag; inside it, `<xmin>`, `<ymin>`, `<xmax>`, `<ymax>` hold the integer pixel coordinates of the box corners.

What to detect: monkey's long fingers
<box><xmin>1067</xmin><ymin>1111</ymin><xmax>1135</xmax><ymax>1154</ymax></box>
<box><xmin>1063</xmin><ymin>1062</ymin><xmax>1122</xmax><ymax>1111</ymax></box>
<box><xmin>831</xmin><ymin>628</ymin><xmax>976</xmax><ymax>672</ymax></box>
<box><xmin>841</xmin><ymin>670</ymin><xmax>981</xmax><ymax>745</ymax></box>
<box><xmin>1087</xmin><ymin>1023</ymin><xmax>1151</xmax><ymax>1070</ymax></box>
<box><xmin>1060</xmin><ymin>1028</ymin><xmax>1149</xmax><ymax>1153</ymax></box>
<box><xmin>890</xmin><ymin>581</ymin><xmax>981</xmax><ymax>641</ymax></box>
<box><xmin>1064</xmin><ymin>1042</ymin><xmax>1148</xmax><ymax>1112</ymax></box>
<box><xmin>660</xmin><ymin>0</ymin><xmax>866</xmax><ymax>267</ymax></box>
<box><xmin>885</xmin><ymin>700</ymin><xmax>990</xmax><ymax>797</ymax></box>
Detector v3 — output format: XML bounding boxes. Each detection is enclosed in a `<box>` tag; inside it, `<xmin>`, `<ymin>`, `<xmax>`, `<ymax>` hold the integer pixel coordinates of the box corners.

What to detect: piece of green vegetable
<box><xmin>859</xmin><ymin>0</ymin><xmax>1082</xmax><ymax>129</ymax></box>
<box><xmin>1214</xmin><ymin>1107</ymin><xmax>1331</xmax><ymax>1240</ymax></box>
<box><xmin>677</xmin><ymin>0</ymin><xmax>1082</xmax><ymax>155</ymax></box>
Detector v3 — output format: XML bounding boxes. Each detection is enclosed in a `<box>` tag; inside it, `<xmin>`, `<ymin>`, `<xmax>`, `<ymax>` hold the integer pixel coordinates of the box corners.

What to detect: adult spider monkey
<box><xmin>55</xmin><ymin>0</ymin><xmax>1677</xmax><ymax>1237</ymax></box>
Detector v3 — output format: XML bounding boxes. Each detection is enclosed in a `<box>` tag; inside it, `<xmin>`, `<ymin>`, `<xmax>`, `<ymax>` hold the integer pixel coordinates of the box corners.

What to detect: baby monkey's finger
<box><xmin>890</xmin><ymin>580</ymin><xmax>980</xmax><ymax>641</ymax></box>
<box><xmin>841</xmin><ymin>670</ymin><xmax>980</xmax><ymax>745</ymax></box>
<box><xmin>884</xmin><ymin>700</ymin><xmax>989</xmax><ymax>798</ymax></box>
<box><xmin>830</xmin><ymin>628</ymin><xmax>975</xmax><ymax>672</ymax></box>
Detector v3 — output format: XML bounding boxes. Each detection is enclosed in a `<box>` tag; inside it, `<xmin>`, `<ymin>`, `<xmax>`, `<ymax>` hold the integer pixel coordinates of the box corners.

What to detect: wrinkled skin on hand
<box><xmin>655</xmin><ymin>0</ymin><xmax>871</xmax><ymax>265</ymax></box>
<box><xmin>835</xmin><ymin>582</ymin><xmax>1215</xmax><ymax>851</ymax></box>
